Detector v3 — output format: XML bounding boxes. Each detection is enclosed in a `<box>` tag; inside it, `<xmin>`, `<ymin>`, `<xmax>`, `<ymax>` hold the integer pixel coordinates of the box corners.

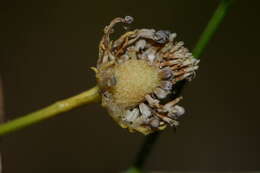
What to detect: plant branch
<box><xmin>126</xmin><ymin>0</ymin><xmax>234</xmax><ymax>172</ymax></box>
<box><xmin>0</xmin><ymin>86</ymin><xmax>100</xmax><ymax>136</ymax></box>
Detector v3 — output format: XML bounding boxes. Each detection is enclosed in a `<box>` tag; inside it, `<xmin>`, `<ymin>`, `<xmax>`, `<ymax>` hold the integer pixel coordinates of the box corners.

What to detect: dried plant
<box><xmin>95</xmin><ymin>16</ymin><xmax>199</xmax><ymax>134</ymax></box>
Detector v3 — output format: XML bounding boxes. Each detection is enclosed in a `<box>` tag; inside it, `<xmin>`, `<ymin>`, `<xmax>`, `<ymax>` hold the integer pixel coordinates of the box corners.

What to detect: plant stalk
<box><xmin>193</xmin><ymin>0</ymin><xmax>233</xmax><ymax>58</ymax></box>
<box><xmin>0</xmin><ymin>86</ymin><xmax>100</xmax><ymax>136</ymax></box>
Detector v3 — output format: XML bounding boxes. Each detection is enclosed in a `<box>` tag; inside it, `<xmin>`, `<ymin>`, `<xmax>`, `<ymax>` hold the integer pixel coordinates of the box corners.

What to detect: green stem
<box><xmin>192</xmin><ymin>0</ymin><xmax>233</xmax><ymax>58</ymax></box>
<box><xmin>0</xmin><ymin>86</ymin><xmax>100</xmax><ymax>136</ymax></box>
<box><xmin>126</xmin><ymin>0</ymin><xmax>234</xmax><ymax>172</ymax></box>
<box><xmin>132</xmin><ymin>132</ymin><xmax>161</xmax><ymax>170</ymax></box>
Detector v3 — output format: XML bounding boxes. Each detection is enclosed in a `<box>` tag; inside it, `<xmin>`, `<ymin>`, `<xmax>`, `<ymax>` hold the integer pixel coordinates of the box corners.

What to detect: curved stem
<box><xmin>126</xmin><ymin>0</ymin><xmax>234</xmax><ymax>172</ymax></box>
<box><xmin>0</xmin><ymin>86</ymin><xmax>100</xmax><ymax>136</ymax></box>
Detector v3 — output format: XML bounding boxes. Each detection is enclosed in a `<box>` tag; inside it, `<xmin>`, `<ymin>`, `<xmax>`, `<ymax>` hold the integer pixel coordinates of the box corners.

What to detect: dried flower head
<box><xmin>93</xmin><ymin>16</ymin><xmax>199</xmax><ymax>135</ymax></box>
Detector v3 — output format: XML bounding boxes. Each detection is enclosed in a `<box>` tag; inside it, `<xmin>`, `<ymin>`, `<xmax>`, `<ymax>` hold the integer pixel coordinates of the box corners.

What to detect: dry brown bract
<box><xmin>94</xmin><ymin>16</ymin><xmax>199</xmax><ymax>135</ymax></box>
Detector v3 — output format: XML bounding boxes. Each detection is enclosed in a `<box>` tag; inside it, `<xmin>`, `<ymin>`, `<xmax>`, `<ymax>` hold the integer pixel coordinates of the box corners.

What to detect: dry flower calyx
<box><xmin>93</xmin><ymin>16</ymin><xmax>199</xmax><ymax>135</ymax></box>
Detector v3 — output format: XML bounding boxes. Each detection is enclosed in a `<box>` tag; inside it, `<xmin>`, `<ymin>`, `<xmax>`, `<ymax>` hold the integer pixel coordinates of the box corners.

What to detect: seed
<box><xmin>174</xmin><ymin>105</ymin><xmax>185</xmax><ymax>117</ymax></box>
<box><xmin>150</xmin><ymin>119</ymin><xmax>160</xmax><ymax>128</ymax></box>
<box><xmin>154</xmin><ymin>88</ymin><xmax>169</xmax><ymax>99</ymax></box>
<box><xmin>154</xmin><ymin>30</ymin><xmax>171</xmax><ymax>44</ymax></box>
<box><xmin>139</xmin><ymin>103</ymin><xmax>151</xmax><ymax>118</ymax></box>
<box><xmin>124</xmin><ymin>16</ymin><xmax>134</xmax><ymax>24</ymax></box>
<box><xmin>123</xmin><ymin>108</ymin><xmax>140</xmax><ymax>123</ymax></box>
<box><xmin>159</xmin><ymin>67</ymin><xmax>172</xmax><ymax>79</ymax></box>
<box><xmin>160</xmin><ymin>81</ymin><xmax>173</xmax><ymax>91</ymax></box>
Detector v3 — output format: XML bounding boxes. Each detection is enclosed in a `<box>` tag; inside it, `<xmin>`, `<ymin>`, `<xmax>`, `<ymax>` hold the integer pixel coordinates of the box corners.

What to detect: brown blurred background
<box><xmin>0</xmin><ymin>0</ymin><xmax>259</xmax><ymax>172</ymax></box>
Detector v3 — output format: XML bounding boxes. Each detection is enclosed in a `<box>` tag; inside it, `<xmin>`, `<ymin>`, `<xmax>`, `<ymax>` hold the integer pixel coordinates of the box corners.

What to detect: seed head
<box><xmin>94</xmin><ymin>16</ymin><xmax>199</xmax><ymax>135</ymax></box>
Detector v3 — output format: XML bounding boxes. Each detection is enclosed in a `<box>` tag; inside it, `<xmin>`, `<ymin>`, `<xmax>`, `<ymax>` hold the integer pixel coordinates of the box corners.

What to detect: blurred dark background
<box><xmin>0</xmin><ymin>0</ymin><xmax>259</xmax><ymax>172</ymax></box>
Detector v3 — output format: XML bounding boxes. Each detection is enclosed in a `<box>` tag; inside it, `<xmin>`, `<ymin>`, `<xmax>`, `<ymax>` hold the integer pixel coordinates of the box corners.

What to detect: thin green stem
<box><xmin>126</xmin><ymin>0</ymin><xmax>234</xmax><ymax>172</ymax></box>
<box><xmin>0</xmin><ymin>86</ymin><xmax>100</xmax><ymax>136</ymax></box>
<box><xmin>193</xmin><ymin>0</ymin><xmax>233</xmax><ymax>58</ymax></box>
